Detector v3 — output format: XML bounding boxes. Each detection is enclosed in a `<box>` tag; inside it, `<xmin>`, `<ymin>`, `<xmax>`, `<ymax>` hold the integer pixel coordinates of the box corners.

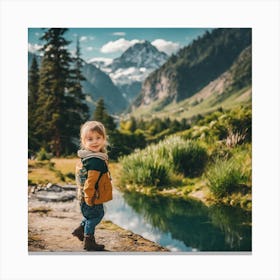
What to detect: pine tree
<box><xmin>93</xmin><ymin>98</ymin><xmax>116</xmax><ymax>132</ymax></box>
<box><xmin>93</xmin><ymin>98</ymin><xmax>106</xmax><ymax>122</ymax></box>
<box><xmin>28</xmin><ymin>55</ymin><xmax>40</xmax><ymax>156</ymax></box>
<box><xmin>62</xmin><ymin>37</ymin><xmax>89</xmax><ymax>154</ymax></box>
<box><xmin>35</xmin><ymin>28</ymin><xmax>89</xmax><ymax>157</ymax></box>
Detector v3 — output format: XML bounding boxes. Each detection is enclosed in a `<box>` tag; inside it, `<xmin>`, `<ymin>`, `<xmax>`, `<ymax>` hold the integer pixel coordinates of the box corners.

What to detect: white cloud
<box><xmin>101</xmin><ymin>38</ymin><xmax>141</xmax><ymax>53</ymax></box>
<box><xmin>112</xmin><ymin>32</ymin><xmax>126</xmax><ymax>36</ymax></box>
<box><xmin>28</xmin><ymin>43</ymin><xmax>42</xmax><ymax>54</ymax></box>
<box><xmin>151</xmin><ymin>39</ymin><xmax>180</xmax><ymax>55</ymax></box>
<box><xmin>79</xmin><ymin>36</ymin><xmax>88</xmax><ymax>42</ymax></box>
<box><xmin>87</xmin><ymin>57</ymin><xmax>113</xmax><ymax>65</ymax></box>
<box><xmin>86</xmin><ymin>46</ymin><xmax>93</xmax><ymax>51</ymax></box>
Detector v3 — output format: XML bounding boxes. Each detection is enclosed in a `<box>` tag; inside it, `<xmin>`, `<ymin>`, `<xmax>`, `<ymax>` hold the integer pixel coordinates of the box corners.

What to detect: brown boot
<box><xmin>84</xmin><ymin>234</ymin><xmax>105</xmax><ymax>251</ymax></box>
<box><xmin>72</xmin><ymin>224</ymin><xmax>84</xmax><ymax>241</ymax></box>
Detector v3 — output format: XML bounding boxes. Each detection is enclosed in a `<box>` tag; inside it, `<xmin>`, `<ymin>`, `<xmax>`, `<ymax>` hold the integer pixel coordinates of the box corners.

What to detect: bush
<box><xmin>120</xmin><ymin>149</ymin><xmax>170</xmax><ymax>187</ymax></box>
<box><xmin>160</xmin><ymin>136</ymin><xmax>208</xmax><ymax>177</ymax></box>
<box><xmin>172</xmin><ymin>140</ymin><xmax>208</xmax><ymax>177</ymax></box>
<box><xmin>120</xmin><ymin>136</ymin><xmax>208</xmax><ymax>187</ymax></box>
<box><xmin>36</xmin><ymin>147</ymin><xmax>52</xmax><ymax>161</ymax></box>
<box><xmin>206</xmin><ymin>158</ymin><xmax>246</xmax><ymax>198</ymax></box>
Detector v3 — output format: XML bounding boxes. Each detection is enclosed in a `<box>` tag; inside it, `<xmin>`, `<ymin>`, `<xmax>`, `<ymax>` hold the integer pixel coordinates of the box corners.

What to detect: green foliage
<box><xmin>121</xmin><ymin>149</ymin><xmax>170</xmax><ymax>187</ymax></box>
<box><xmin>154</xmin><ymin>136</ymin><xmax>208</xmax><ymax>177</ymax></box>
<box><xmin>36</xmin><ymin>147</ymin><xmax>52</xmax><ymax>161</ymax></box>
<box><xmin>182</xmin><ymin>106</ymin><xmax>251</xmax><ymax>144</ymax></box>
<box><xmin>29</xmin><ymin>28</ymin><xmax>89</xmax><ymax>157</ymax></box>
<box><xmin>171</xmin><ymin>140</ymin><xmax>208</xmax><ymax>177</ymax></box>
<box><xmin>28</xmin><ymin>56</ymin><xmax>40</xmax><ymax>155</ymax></box>
<box><xmin>93</xmin><ymin>98</ymin><xmax>116</xmax><ymax>132</ymax></box>
<box><xmin>206</xmin><ymin>158</ymin><xmax>247</xmax><ymax>198</ymax></box>
<box><xmin>108</xmin><ymin>129</ymin><xmax>146</xmax><ymax>160</ymax></box>
<box><xmin>120</xmin><ymin>136</ymin><xmax>208</xmax><ymax>187</ymax></box>
<box><xmin>119</xmin><ymin>116</ymin><xmax>190</xmax><ymax>146</ymax></box>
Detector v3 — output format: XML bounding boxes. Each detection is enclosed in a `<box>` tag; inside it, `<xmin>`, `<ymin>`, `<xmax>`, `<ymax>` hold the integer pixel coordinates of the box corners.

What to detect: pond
<box><xmin>104</xmin><ymin>189</ymin><xmax>252</xmax><ymax>252</ymax></box>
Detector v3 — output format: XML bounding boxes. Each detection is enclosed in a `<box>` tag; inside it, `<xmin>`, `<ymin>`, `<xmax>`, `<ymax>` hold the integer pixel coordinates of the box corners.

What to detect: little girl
<box><xmin>72</xmin><ymin>121</ymin><xmax>113</xmax><ymax>251</ymax></box>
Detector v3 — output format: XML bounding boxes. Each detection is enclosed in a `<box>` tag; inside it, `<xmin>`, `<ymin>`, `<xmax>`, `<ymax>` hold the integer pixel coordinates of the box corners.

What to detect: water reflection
<box><xmin>104</xmin><ymin>189</ymin><xmax>251</xmax><ymax>252</ymax></box>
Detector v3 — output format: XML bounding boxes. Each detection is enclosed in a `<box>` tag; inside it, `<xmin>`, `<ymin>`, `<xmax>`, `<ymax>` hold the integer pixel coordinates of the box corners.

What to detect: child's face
<box><xmin>84</xmin><ymin>130</ymin><xmax>105</xmax><ymax>152</ymax></box>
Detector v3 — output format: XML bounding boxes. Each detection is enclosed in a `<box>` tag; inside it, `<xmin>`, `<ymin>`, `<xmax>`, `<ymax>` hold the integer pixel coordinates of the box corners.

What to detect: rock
<box><xmin>31</xmin><ymin>183</ymin><xmax>78</xmax><ymax>202</ymax></box>
<box><xmin>36</xmin><ymin>191</ymin><xmax>76</xmax><ymax>202</ymax></box>
<box><xmin>45</xmin><ymin>184</ymin><xmax>63</xmax><ymax>192</ymax></box>
<box><xmin>62</xmin><ymin>184</ymin><xmax>77</xmax><ymax>191</ymax></box>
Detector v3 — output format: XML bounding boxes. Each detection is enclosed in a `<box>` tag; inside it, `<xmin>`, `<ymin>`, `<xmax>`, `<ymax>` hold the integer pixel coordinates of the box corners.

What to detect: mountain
<box><xmin>91</xmin><ymin>40</ymin><xmax>169</xmax><ymax>103</ymax></box>
<box><xmin>81</xmin><ymin>62</ymin><xmax>127</xmax><ymax>114</ymax></box>
<box><xmin>131</xmin><ymin>28</ymin><xmax>252</xmax><ymax>116</ymax></box>
<box><xmin>110</xmin><ymin>40</ymin><xmax>168</xmax><ymax>70</ymax></box>
<box><xmin>28</xmin><ymin>52</ymin><xmax>127</xmax><ymax>115</ymax></box>
<box><xmin>87</xmin><ymin>57</ymin><xmax>113</xmax><ymax>72</ymax></box>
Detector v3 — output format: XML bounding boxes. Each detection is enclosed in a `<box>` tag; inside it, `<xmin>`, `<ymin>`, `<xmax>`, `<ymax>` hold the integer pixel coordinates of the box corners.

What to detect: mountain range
<box><xmin>130</xmin><ymin>28</ymin><xmax>252</xmax><ymax>119</ymax></box>
<box><xmin>28</xmin><ymin>28</ymin><xmax>252</xmax><ymax>119</ymax></box>
<box><xmin>28</xmin><ymin>40</ymin><xmax>168</xmax><ymax>115</ymax></box>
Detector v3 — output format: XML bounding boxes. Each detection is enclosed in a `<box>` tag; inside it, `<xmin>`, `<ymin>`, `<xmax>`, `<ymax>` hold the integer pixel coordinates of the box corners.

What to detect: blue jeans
<box><xmin>80</xmin><ymin>202</ymin><xmax>104</xmax><ymax>235</ymax></box>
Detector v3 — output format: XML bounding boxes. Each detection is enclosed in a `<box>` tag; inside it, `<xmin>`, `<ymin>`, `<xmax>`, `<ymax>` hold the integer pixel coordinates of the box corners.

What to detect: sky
<box><xmin>28</xmin><ymin>28</ymin><xmax>213</xmax><ymax>62</ymax></box>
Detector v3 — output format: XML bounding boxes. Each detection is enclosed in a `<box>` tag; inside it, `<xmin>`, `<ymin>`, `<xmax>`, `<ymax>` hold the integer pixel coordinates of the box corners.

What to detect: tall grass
<box><xmin>206</xmin><ymin>158</ymin><xmax>248</xmax><ymax>198</ymax></box>
<box><xmin>120</xmin><ymin>136</ymin><xmax>208</xmax><ymax>187</ymax></box>
<box><xmin>120</xmin><ymin>148</ymin><xmax>170</xmax><ymax>187</ymax></box>
<box><xmin>171</xmin><ymin>140</ymin><xmax>208</xmax><ymax>177</ymax></box>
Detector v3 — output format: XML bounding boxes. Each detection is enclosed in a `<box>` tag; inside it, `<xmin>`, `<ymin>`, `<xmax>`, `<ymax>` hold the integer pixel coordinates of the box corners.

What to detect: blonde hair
<box><xmin>80</xmin><ymin>121</ymin><xmax>108</xmax><ymax>153</ymax></box>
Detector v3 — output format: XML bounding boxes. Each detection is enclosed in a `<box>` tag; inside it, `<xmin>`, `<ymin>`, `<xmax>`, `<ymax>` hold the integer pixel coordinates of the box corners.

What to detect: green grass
<box><xmin>129</xmin><ymin>86</ymin><xmax>251</xmax><ymax>121</ymax></box>
<box><xmin>120</xmin><ymin>136</ymin><xmax>208</xmax><ymax>188</ymax></box>
<box><xmin>205</xmin><ymin>157</ymin><xmax>249</xmax><ymax>199</ymax></box>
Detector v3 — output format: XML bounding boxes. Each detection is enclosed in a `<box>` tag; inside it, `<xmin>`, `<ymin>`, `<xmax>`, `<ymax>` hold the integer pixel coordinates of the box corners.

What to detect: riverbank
<box><xmin>28</xmin><ymin>188</ymin><xmax>169</xmax><ymax>253</ymax></box>
<box><xmin>28</xmin><ymin>158</ymin><xmax>251</xmax><ymax>214</ymax></box>
<box><xmin>119</xmin><ymin>182</ymin><xmax>252</xmax><ymax>211</ymax></box>
<box><xmin>110</xmin><ymin>162</ymin><xmax>252</xmax><ymax>211</ymax></box>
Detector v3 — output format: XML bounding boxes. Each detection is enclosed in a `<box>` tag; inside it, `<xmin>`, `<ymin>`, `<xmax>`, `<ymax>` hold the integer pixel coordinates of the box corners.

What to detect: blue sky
<box><xmin>28</xmin><ymin>28</ymin><xmax>213</xmax><ymax>62</ymax></box>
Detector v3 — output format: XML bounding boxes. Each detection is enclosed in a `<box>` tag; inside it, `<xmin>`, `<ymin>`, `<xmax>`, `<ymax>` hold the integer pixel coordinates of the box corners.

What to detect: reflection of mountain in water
<box><xmin>122</xmin><ymin>192</ymin><xmax>252</xmax><ymax>252</ymax></box>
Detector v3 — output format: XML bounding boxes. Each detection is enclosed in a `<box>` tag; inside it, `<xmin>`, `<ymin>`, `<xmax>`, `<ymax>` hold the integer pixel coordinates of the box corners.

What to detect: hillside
<box><xmin>28</xmin><ymin>52</ymin><xmax>127</xmax><ymax>115</ymax></box>
<box><xmin>81</xmin><ymin>63</ymin><xmax>128</xmax><ymax>114</ymax></box>
<box><xmin>130</xmin><ymin>28</ymin><xmax>252</xmax><ymax>119</ymax></box>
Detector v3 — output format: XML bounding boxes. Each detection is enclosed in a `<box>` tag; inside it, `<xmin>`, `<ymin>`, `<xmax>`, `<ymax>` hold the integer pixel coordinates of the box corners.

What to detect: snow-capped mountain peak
<box><xmin>89</xmin><ymin>40</ymin><xmax>169</xmax><ymax>103</ymax></box>
<box><xmin>87</xmin><ymin>57</ymin><xmax>113</xmax><ymax>73</ymax></box>
<box><xmin>111</xmin><ymin>40</ymin><xmax>168</xmax><ymax>71</ymax></box>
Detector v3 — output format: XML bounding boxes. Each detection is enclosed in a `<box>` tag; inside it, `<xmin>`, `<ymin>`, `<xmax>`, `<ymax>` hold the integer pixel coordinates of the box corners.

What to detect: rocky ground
<box><xmin>28</xmin><ymin>185</ymin><xmax>169</xmax><ymax>253</ymax></box>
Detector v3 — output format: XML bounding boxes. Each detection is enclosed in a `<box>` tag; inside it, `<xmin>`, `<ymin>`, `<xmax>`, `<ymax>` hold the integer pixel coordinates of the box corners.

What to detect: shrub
<box><xmin>120</xmin><ymin>148</ymin><xmax>170</xmax><ymax>187</ymax></box>
<box><xmin>36</xmin><ymin>147</ymin><xmax>52</xmax><ymax>161</ymax></box>
<box><xmin>169</xmin><ymin>139</ymin><xmax>208</xmax><ymax>177</ymax></box>
<box><xmin>206</xmin><ymin>158</ymin><xmax>246</xmax><ymax>198</ymax></box>
<box><xmin>120</xmin><ymin>136</ymin><xmax>209</xmax><ymax>187</ymax></box>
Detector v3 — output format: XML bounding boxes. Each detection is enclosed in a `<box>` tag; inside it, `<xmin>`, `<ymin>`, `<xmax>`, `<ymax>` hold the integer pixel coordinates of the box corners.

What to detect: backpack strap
<box><xmin>93</xmin><ymin>171</ymin><xmax>103</xmax><ymax>200</ymax></box>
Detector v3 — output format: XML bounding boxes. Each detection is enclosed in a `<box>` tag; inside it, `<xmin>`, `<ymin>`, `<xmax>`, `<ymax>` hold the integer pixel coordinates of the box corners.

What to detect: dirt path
<box><xmin>28</xmin><ymin>190</ymin><xmax>168</xmax><ymax>253</ymax></box>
